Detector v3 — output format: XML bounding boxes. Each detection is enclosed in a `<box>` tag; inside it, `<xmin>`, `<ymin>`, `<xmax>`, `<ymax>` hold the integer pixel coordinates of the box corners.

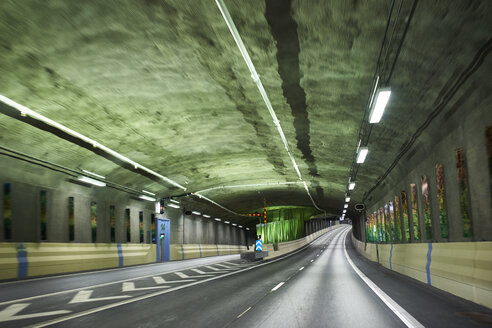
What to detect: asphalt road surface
<box><xmin>1</xmin><ymin>225</ymin><xmax>491</xmax><ymax>327</ymax></box>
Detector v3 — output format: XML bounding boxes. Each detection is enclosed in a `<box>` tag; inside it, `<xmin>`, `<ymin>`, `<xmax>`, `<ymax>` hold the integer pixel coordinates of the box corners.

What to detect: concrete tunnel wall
<box><xmin>354</xmin><ymin>78</ymin><xmax>492</xmax><ymax>242</ymax></box>
<box><xmin>0</xmin><ymin>155</ymin><xmax>249</xmax><ymax>246</ymax></box>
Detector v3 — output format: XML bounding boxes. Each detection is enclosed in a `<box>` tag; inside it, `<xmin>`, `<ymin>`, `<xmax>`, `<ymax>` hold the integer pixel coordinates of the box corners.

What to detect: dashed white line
<box><xmin>237</xmin><ymin>306</ymin><xmax>252</xmax><ymax>318</ymax></box>
<box><xmin>299</xmin><ymin>267</ymin><xmax>304</xmax><ymax>271</ymax></box>
<box><xmin>271</xmin><ymin>282</ymin><xmax>285</xmax><ymax>292</ymax></box>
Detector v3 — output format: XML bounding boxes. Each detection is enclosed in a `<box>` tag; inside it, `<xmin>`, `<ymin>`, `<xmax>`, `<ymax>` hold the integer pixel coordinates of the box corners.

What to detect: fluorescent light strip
<box><xmin>77</xmin><ymin>176</ymin><xmax>106</xmax><ymax>187</ymax></box>
<box><xmin>193</xmin><ymin>193</ymin><xmax>246</xmax><ymax>216</ymax></box>
<box><xmin>191</xmin><ymin>211</ymin><xmax>201</xmax><ymax>216</ymax></box>
<box><xmin>357</xmin><ymin>147</ymin><xmax>369</xmax><ymax>164</ymax></box>
<box><xmin>167</xmin><ymin>203</ymin><xmax>180</xmax><ymax>209</ymax></box>
<box><xmin>344</xmin><ymin>204</ymin><xmax>348</xmax><ymax>209</ymax></box>
<box><xmin>246</xmin><ymin>228</ymin><xmax>250</xmax><ymax>230</ymax></box>
<box><xmin>169</xmin><ymin>199</ymin><xmax>180</xmax><ymax>204</ymax></box>
<box><xmin>214</xmin><ymin>218</ymin><xmax>221</xmax><ymax>222</ymax></box>
<box><xmin>141</xmin><ymin>190</ymin><xmax>155</xmax><ymax>196</ymax></box>
<box><xmin>369</xmin><ymin>88</ymin><xmax>391</xmax><ymax>124</ymax></box>
<box><xmin>82</xmin><ymin>169</ymin><xmax>105</xmax><ymax>180</ymax></box>
<box><xmin>348</xmin><ymin>182</ymin><xmax>356</xmax><ymax>190</ymax></box>
<box><xmin>0</xmin><ymin>94</ymin><xmax>186</xmax><ymax>191</ymax></box>
<box><xmin>139</xmin><ymin>195</ymin><xmax>156</xmax><ymax>202</ymax></box>
<box><xmin>224</xmin><ymin>221</ymin><xmax>230</xmax><ymax>224</ymax></box>
<box><xmin>232</xmin><ymin>223</ymin><xmax>237</xmax><ymax>226</ymax></box>
<box><xmin>203</xmin><ymin>214</ymin><xmax>211</xmax><ymax>218</ymax></box>
<box><xmin>238</xmin><ymin>225</ymin><xmax>243</xmax><ymax>228</ymax></box>
<box><xmin>345</xmin><ymin>197</ymin><xmax>350</xmax><ymax>202</ymax></box>
<box><xmin>215</xmin><ymin>0</ymin><xmax>323</xmax><ymax>212</ymax></box>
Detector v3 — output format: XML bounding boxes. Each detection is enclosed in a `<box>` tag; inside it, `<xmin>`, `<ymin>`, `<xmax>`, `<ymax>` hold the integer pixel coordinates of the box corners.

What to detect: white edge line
<box><xmin>271</xmin><ymin>282</ymin><xmax>285</xmax><ymax>292</ymax></box>
<box><xmin>342</xmin><ymin>230</ymin><xmax>424</xmax><ymax>328</ymax></box>
<box><xmin>31</xmin><ymin>228</ymin><xmax>348</xmax><ymax>327</ymax></box>
<box><xmin>237</xmin><ymin>306</ymin><xmax>252</xmax><ymax>318</ymax></box>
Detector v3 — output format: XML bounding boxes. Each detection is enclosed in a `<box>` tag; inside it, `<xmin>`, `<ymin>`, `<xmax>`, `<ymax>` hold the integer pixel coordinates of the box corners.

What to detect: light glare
<box><xmin>369</xmin><ymin>88</ymin><xmax>391</xmax><ymax>123</ymax></box>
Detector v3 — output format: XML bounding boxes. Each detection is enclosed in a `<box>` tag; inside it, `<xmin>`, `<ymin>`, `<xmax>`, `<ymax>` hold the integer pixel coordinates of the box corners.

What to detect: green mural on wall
<box><xmin>435</xmin><ymin>164</ymin><xmax>448</xmax><ymax>239</ymax></box>
<box><xmin>456</xmin><ymin>149</ymin><xmax>472</xmax><ymax>238</ymax></box>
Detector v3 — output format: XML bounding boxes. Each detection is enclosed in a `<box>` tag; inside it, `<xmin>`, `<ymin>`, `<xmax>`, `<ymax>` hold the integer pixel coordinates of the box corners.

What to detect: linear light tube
<box><xmin>214</xmin><ymin>218</ymin><xmax>221</xmax><ymax>222</ymax></box>
<box><xmin>348</xmin><ymin>182</ymin><xmax>356</xmax><ymax>190</ymax></box>
<box><xmin>369</xmin><ymin>88</ymin><xmax>391</xmax><ymax>123</ymax></box>
<box><xmin>215</xmin><ymin>0</ymin><xmax>325</xmax><ymax>212</ymax></box>
<box><xmin>357</xmin><ymin>147</ymin><xmax>369</xmax><ymax>163</ymax></box>
<box><xmin>139</xmin><ymin>195</ymin><xmax>156</xmax><ymax>202</ymax></box>
<box><xmin>82</xmin><ymin>169</ymin><xmax>105</xmax><ymax>179</ymax></box>
<box><xmin>345</xmin><ymin>197</ymin><xmax>350</xmax><ymax>202</ymax></box>
<box><xmin>142</xmin><ymin>190</ymin><xmax>155</xmax><ymax>196</ymax></box>
<box><xmin>246</xmin><ymin>228</ymin><xmax>250</xmax><ymax>230</ymax></box>
<box><xmin>169</xmin><ymin>199</ymin><xmax>180</xmax><ymax>204</ymax></box>
<box><xmin>203</xmin><ymin>214</ymin><xmax>211</xmax><ymax>218</ymax></box>
<box><xmin>0</xmin><ymin>94</ymin><xmax>186</xmax><ymax>191</ymax></box>
<box><xmin>344</xmin><ymin>204</ymin><xmax>348</xmax><ymax>209</ymax></box>
<box><xmin>77</xmin><ymin>176</ymin><xmax>106</xmax><ymax>187</ymax></box>
<box><xmin>232</xmin><ymin>223</ymin><xmax>237</xmax><ymax>226</ymax></box>
<box><xmin>343</xmin><ymin>210</ymin><xmax>347</xmax><ymax>213</ymax></box>
<box><xmin>191</xmin><ymin>211</ymin><xmax>201</xmax><ymax>215</ymax></box>
<box><xmin>224</xmin><ymin>221</ymin><xmax>230</xmax><ymax>224</ymax></box>
<box><xmin>167</xmin><ymin>203</ymin><xmax>180</xmax><ymax>209</ymax></box>
<box><xmin>239</xmin><ymin>225</ymin><xmax>243</xmax><ymax>228</ymax></box>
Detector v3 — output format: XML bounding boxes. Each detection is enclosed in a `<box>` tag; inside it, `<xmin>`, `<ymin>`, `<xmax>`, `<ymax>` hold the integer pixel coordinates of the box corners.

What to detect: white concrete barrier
<box><xmin>352</xmin><ymin>235</ymin><xmax>492</xmax><ymax>309</ymax></box>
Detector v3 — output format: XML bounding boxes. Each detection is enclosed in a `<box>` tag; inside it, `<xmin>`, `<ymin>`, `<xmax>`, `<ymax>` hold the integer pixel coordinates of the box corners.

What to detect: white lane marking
<box><xmin>342</xmin><ymin>231</ymin><xmax>424</xmax><ymax>328</ymax></box>
<box><xmin>33</xmin><ymin>227</ymin><xmax>349</xmax><ymax>327</ymax></box>
<box><xmin>224</xmin><ymin>261</ymin><xmax>240</xmax><ymax>266</ymax></box>
<box><xmin>0</xmin><ymin>303</ymin><xmax>70</xmax><ymax>323</ymax></box>
<box><xmin>69</xmin><ymin>290</ymin><xmax>131</xmax><ymax>304</ymax></box>
<box><xmin>299</xmin><ymin>267</ymin><xmax>304</xmax><ymax>271</ymax></box>
<box><xmin>175</xmin><ymin>272</ymin><xmax>213</xmax><ymax>279</ymax></box>
<box><xmin>122</xmin><ymin>282</ymin><xmax>170</xmax><ymax>292</ymax></box>
<box><xmin>310</xmin><ymin>259</ymin><xmax>314</xmax><ymax>262</ymax></box>
<box><xmin>271</xmin><ymin>282</ymin><xmax>285</xmax><ymax>292</ymax></box>
<box><xmin>237</xmin><ymin>306</ymin><xmax>252</xmax><ymax>318</ymax></box>
<box><xmin>191</xmin><ymin>269</ymin><xmax>218</xmax><ymax>275</ymax></box>
<box><xmin>204</xmin><ymin>265</ymin><xmax>234</xmax><ymax>271</ymax></box>
<box><xmin>152</xmin><ymin>277</ymin><xmax>195</xmax><ymax>284</ymax></box>
<box><xmin>214</xmin><ymin>263</ymin><xmax>234</xmax><ymax>269</ymax></box>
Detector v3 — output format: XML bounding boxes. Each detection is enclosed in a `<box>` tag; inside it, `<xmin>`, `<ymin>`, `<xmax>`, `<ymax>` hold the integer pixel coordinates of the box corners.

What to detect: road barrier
<box><xmin>352</xmin><ymin>235</ymin><xmax>492</xmax><ymax>309</ymax></box>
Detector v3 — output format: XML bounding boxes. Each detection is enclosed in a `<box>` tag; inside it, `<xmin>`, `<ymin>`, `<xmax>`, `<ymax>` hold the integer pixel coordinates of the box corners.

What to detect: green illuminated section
<box><xmin>256</xmin><ymin>218</ymin><xmax>304</xmax><ymax>244</ymax></box>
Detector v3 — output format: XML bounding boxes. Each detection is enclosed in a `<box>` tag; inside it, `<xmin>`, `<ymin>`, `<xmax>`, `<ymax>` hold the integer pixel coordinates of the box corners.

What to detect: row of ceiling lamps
<box><xmin>189</xmin><ymin>210</ymin><xmax>248</xmax><ymax>229</ymax></box>
<box><xmin>342</xmin><ymin>83</ymin><xmax>391</xmax><ymax>220</ymax></box>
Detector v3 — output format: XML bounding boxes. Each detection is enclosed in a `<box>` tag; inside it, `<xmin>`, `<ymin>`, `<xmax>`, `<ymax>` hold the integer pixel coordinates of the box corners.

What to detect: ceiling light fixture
<box><xmin>343</xmin><ymin>210</ymin><xmax>347</xmax><ymax>213</ymax></box>
<box><xmin>203</xmin><ymin>214</ymin><xmax>211</xmax><ymax>218</ymax></box>
<box><xmin>169</xmin><ymin>199</ymin><xmax>180</xmax><ymax>204</ymax></box>
<box><xmin>348</xmin><ymin>182</ymin><xmax>356</xmax><ymax>190</ymax></box>
<box><xmin>214</xmin><ymin>218</ymin><xmax>221</xmax><ymax>222</ymax></box>
<box><xmin>167</xmin><ymin>203</ymin><xmax>180</xmax><ymax>209</ymax></box>
<box><xmin>0</xmin><ymin>94</ymin><xmax>186</xmax><ymax>191</ymax></box>
<box><xmin>246</xmin><ymin>228</ymin><xmax>250</xmax><ymax>230</ymax></box>
<box><xmin>356</xmin><ymin>147</ymin><xmax>369</xmax><ymax>163</ymax></box>
<box><xmin>369</xmin><ymin>88</ymin><xmax>391</xmax><ymax>123</ymax></box>
<box><xmin>239</xmin><ymin>225</ymin><xmax>243</xmax><ymax>228</ymax></box>
<box><xmin>77</xmin><ymin>176</ymin><xmax>106</xmax><ymax>187</ymax></box>
<box><xmin>344</xmin><ymin>204</ymin><xmax>348</xmax><ymax>209</ymax></box>
<box><xmin>191</xmin><ymin>211</ymin><xmax>201</xmax><ymax>216</ymax></box>
<box><xmin>345</xmin><ymin>197</ymin><xmax>350</xmax><ymax>202</ymax></box>
<box><xmin>224</xmin><ymin>221</ymin><xmax>230</xmax><ymax>224</ymax></box>
<box><xmin>142</xmin><ymin>190</ymin><xmax>155</xmax><ymax>196</ymax></box>
<box><xmin>82</xmin><ymin>169</ymin><xmax>105</xmax><ymax>180</ymax></box>
<box><xmin>139</xmin><ymin>195</ymin><xmax>156</xmax><ymax>202</ymax></box>
<box><xmin>232</xmin><ymin>223</ymin><xmax>237</xmax><ymax>226</ymax></box>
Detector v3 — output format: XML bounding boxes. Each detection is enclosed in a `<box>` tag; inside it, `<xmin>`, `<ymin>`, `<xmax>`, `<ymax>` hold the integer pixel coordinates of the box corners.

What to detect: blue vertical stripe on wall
<box><xmin>198</xmin><ymin>244</ymin><xmax>202</xmax><ymax>258</ymax></box>
<box><xmin>426</xmin><ymin>243</ymin><xmax>433</xmax><ymax>285</ymax></box>
<box><xmin>181</xmin><ymin>245</ymin><xmax>184</xmax><ymax>260</ymax></box>
<box><xmin>117</xmin><ymin>243</ymin><xmax>123</xmax><ymax>267</ymax></box>
<box><xmin>17</xmin><ymin>249</ymin><xmax>28</xmax><ymax>278</ymax></box>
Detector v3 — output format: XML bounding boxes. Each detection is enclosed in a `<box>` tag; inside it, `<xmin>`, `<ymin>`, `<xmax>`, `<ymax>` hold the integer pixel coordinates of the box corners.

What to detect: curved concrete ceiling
<box><xmin>0</xmin><ymin>1</ymin><xmax>491</xmax><ymax>222</ymax></box>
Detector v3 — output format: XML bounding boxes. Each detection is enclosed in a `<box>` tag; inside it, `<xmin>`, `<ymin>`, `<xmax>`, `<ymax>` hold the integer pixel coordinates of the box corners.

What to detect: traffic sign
<box><xmin>255</xmin><ymin>239</ymin><xmax>263</xmax><ymax>251</ymax></box>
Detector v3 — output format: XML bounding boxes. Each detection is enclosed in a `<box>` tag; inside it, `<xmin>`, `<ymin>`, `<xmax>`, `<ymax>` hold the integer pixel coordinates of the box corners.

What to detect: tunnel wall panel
<box><xmin>352</xmin><ymin>235</ymin><xmax>492</xmax><ymax>309</ymax></box>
